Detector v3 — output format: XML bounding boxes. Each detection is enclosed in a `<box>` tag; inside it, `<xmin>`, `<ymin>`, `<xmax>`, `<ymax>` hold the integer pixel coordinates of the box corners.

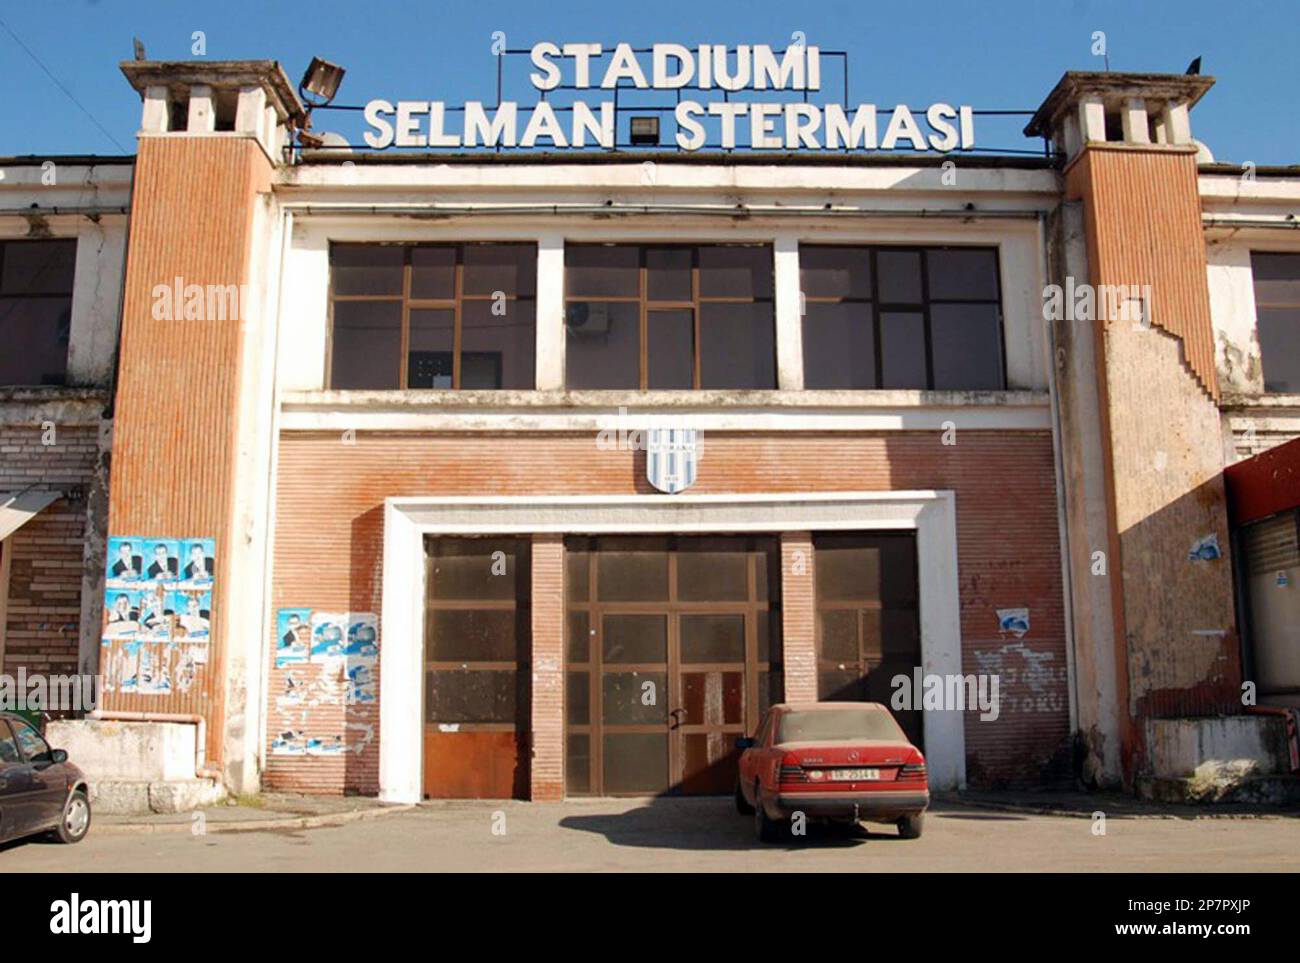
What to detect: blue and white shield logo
<box><xmin>646</xmin><ymin>428</ymin><xmax>700</xmax><ymax>494</ymax></box>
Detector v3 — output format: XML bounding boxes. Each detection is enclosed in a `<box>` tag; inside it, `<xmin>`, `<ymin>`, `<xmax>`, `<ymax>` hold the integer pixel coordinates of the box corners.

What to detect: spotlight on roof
<box><xmin>629</xmin><ymin>116</ymin><xmax>660</xmax><ymax>147</ymax></box>
<box><xmin>299</xmin><ymin>56</ymin><xmax>346</xmax><ymax>107</ymax></box>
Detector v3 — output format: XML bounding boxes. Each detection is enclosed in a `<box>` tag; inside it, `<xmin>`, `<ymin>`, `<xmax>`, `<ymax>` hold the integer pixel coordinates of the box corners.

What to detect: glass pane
<box><xmin>566</xmin><ymin>549</ymin><xmax>590</xmax><ymax>602</ymax></box>
<box><xmin>462</xmin><ymin>298</ymin><xmax>536</xmax><ymax>389</ymax></box>
<box><xmin>0</xmin><ymin>298</ymin><xmax>71</xmax><ymax>385</ymax></box>
<box><xmin>331</xmin><ymin>244</ymin><xmax>404</xmax><ymax>296</ymax></box>
<box><xmin>1258</xmin><ymin>308</ymin><xmax>1300</xmax><ymax>392</ymax></box>
<box><xmin>802</xmin><ymin>302</ymin><xmax>876</xmax><ymax>389</ymax></box>
<box><xmin>698</xmin><ymin>245</ymin><xmax>772</xmax><ymax>298</ymax></box>
<box><xmin>818</xmin><ymin>669</ymin><xmax>866</xmax><ymax>702</ymax></box>
<box><xmin>602</xmin><ymin>615</ymin><xmax>667</xmax><ymax>664</ymax></box>
<box><xmin>331</xmin><ymin>301</ymin><xmax>400</xmax><ymax>389</ymax></box>
<box><xmin>879</xmin><ymin>310</ymin><xmax>927</xmax><ymax>388</ymax></box>
<box><xmin>463</xmin><ymin>244</ymin><xmax>536</xmax><ymax>297</ymax></box>
<box><xmin>425</xmin><ymin>669</ymin><xmax>517</xmax><ymax>723</ymax></box>
<box><xmin>815</xmin><ymin>536</ymin><xmax>884</xmax><ymax>601</ymax></box>
<box><xmin>800</xmin><ymin>245</ymin><xmax>872</xmax><ymax>299</ymax></box>
<box><xmin>566</xmin><ymin>245</ymin><xmax>639</xmax><ymax>298</ymax></box>
<box><xmin>680</xmin><ymin>614</ymin><xmax>745</xmax><ymax>663</ymax></box>
<box><xmin>819</xmin><ymin>609</ymin><xmax>859</xmax><ymax>661</ymax></box>
<box><xmin>566</xmin><ymin>734</ymin><xmax>591</xmax><ymax>794</ymax></box>
<box><xmin>596</xmin><ymin>546</ymin><xmax>669</xmax><ymax>601</ymax></box>
<box><xmin>601</xmin><ymin>671</ymin><xmax>667</xmax><ymax>724</ymax></box>
<box><xmin>566</xmin><ymin>672</ymin><xmax>590</xmax><ymax>725</ymax></box>
<box><xmin>602</xmin><ymin>733</ymin><xmax>668</xmax><ymax>793</ymax></box>
<box><xmin>646</xmin><ymin>247</ymin><xmax>692</xmax><ymax>301</ymax></box>
<box><xmin>925</xmin><ymin>248</ymin><xmax>999</xmax><ymax>301</ymax></box>
<box><xmin>1251</xmin><ymin>252</ymin><xmax>1300</xmax><ymax>306</ymax></box>
<box><xmin>681</xmin><ymin>732</ymin><xmax>740</xmax><ymax>794</ymax></box>
<box><xmin>930</xmin><ymin>303</ymin><xmax>1003</xmax><ymax>390</ymax></box>
<box><xmin>410</xmin><ymin>246</ymin><xmax>455</xmax><ymax>299</ymax></box>
<box><xmin>647</xmin><ymin>309</ymin><xmax>694</xmax><ymax>389</ymax></box>
<box><xmin>757</xmin><ymin>609</ymin><xmax>782</xmax><ymax>663</ymax></box>
<box><xmin>682</xmin><ymin>671</ymin><xmax>744</xmax><ymax>725</ymax></box>
<box><xmin>759</xmin><ymin>670</ymin><xmax>783</xmax><ymax>717</ymax></box>
<box><xmin>882</xmin><ymin>609</ymin><xmax>920</xmax><ymax>659</ymax></box>
<box><xmin>565</xmin><ymin>301</ymin><xmax>640</xmax><ymax>388</ymax></box>
<box><xmin>428</xmin><ymin>539</ymin><xmax>525</xmax><ymax>600</ymax></box>
<box><xmin>426</xmin><ymin>609</ymin><xmax>521</xmax><ymax>662</ymax></box>
<box><xmin>0</xmin><ymin>240</ymin><xmax>76</xmax><ymax>295</ymax></box>
<box><xmin>876</xmin><ymin>250</ymin><xmax>922</xmax><ymax>303</ymax></box>
<box><xmin>408</xmin><ymin>308</ymin><xmax>454</xmax><ymax>388</ymax></box>
<box><xmin>567</xmin><ymin>611</ymin><xmax>591</xmax><ymax>663</ymax></box>
<box><xmin>699</xmin><ymin>302</ymin><xmax>776</xmax><ymax>389</ymax></box>
<box><xmin>676</xmin><ymin>550</ymin><xmax>747</xmax><ymax>601</ymax></box>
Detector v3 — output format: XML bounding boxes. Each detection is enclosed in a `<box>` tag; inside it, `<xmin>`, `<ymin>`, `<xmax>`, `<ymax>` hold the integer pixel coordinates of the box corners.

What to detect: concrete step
<box><xmin>89</xmin><ymin>778</ymin><xmax>226</xmax><ymax>815</ymax></box>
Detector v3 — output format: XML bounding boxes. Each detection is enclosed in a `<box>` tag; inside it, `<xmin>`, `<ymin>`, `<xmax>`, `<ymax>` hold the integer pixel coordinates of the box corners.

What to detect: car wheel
<box><xmin>898</xmin><ymin>812</ymin><xmax>924</xmax><ymax>840</ymax></box>
<box><xmin>734</xmin><ymin>778</ymin><xmax>754</xmax><ymax>815</ymax></box>
<box><xmin>54</xmin><ymin>789</ymin><xmax>91</xmax><ymax>844</ymax></box>
<box><xmin>753</xmin><ymin>784</ymin><xmax>784</xmax><ymax>843</ymax></box>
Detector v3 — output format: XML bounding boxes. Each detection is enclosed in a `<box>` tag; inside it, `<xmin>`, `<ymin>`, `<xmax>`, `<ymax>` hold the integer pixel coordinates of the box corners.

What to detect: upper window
<box><xmin>800</xmin><ymin>245</ymin><xmax>1004</xmax><ymax>390</ymax></box>
<box><xmin>0</xmin><ymin>239</ymin><xmax>77</xmax><ymax>387</ymax></box>
<box><xmin>328</xmin><ymin>243</ymin><xmax>537</xmax><ymax>390</ymax></box>
<box><xmin>564</xmin><ymin>244</ymin><xmax>776</xmax><ymax>390</ymax></box>
<box><xmin>1251</xmin><ymin>252</ymin><xmax>1300</xmax><ymax>393</ymax></box>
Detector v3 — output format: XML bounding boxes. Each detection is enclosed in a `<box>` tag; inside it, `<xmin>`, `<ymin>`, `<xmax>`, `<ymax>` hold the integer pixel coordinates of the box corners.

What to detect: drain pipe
<box><xmin>89</xmin><ymin>710</ymin><xmax>223</xmax><ymax>782</ymax></box>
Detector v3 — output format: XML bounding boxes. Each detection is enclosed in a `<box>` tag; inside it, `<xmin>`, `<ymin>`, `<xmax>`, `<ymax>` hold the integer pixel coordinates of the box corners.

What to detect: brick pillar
<box><xmin>530</xmin><ymin>534</ymin><xmax>565</xmax><ymax>800</ymax></box>
<box><xmin>780</xmin><ymin>532</ymin><xmax>817</xmax><ymax>704</ymax></box>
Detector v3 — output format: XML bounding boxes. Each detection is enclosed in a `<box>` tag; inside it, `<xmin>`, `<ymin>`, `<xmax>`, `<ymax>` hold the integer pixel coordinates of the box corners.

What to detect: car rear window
<box><xmin>778</xmin><ymin>709</ymin><xmax>904</xmax><ymax>743</ymax></box>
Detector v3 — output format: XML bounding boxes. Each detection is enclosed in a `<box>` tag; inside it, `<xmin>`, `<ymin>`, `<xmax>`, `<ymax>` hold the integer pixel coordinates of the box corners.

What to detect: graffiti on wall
<box><xmin>270</xmin><ymin>609</ymin><xmax>379</xmax><ymax>756</ymax></box>
<box><xmin>100</xmin><ymin>536</ymin><xmax>215</xmax><ymax>696</ymax></box>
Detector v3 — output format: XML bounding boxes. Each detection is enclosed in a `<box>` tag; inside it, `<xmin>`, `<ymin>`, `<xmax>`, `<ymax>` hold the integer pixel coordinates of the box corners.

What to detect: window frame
<box><xmin>800</xmin><ymin>243</ymin><xmax>1007</xmax><ymax>391</ymax></box>
<box><xmin>422</xmin><ymin>537</ymin><xmax>532</xmax><ymax>732</ymax></box>
<box><xmin>0</xmin><ymin>237</ymin><xmax>78</xmax><ymax>388</ymax></box>
<box><xmin>1249</xmin><ymin>249</ymin><xmax>1300</xmax><ymax>394</ymax></box>
<box><xmin>326</xmin><ymin>241</ymin><xmax>538</xmax><ymax>391</ymax></box>
<box><xmin>563</xmin><ymin>243</ymin><xmax>777</xmax><ymax>390</ymax></box>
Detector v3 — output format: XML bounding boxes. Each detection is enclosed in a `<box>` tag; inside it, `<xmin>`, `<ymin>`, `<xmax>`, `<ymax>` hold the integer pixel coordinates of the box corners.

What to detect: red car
<box><xmin>735</xmin><ymin>702</ymin><xmax>929</xmax><ymax>841</ymax></box>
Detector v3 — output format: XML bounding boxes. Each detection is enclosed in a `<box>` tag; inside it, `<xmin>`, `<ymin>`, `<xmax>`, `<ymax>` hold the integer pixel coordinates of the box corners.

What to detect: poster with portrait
<box><xmin>105</xmin><ymin>537</ymin><xmax>146</xmax><ymax>587</ymax></box>
<box><xmin>178</xmin><ymin>537</ymin><xmax>216</xmax><ymax>586</ymax></box>
<box><xmin>103</xmin><ymin>588</ymin><xmax>144</xmax><ymax>638</ymax></box>
<box><xmin>170</xmin><ymin>588</ymin><xmax>212</xmax><ymax>641</ymax></box>
<box><xmin>309</xmin><ymin>612</ymin><xmax>348</xmax><ymax>663</ymax></box>
<box><xmin>275</xmin><ymin>608</ymin><xmax>312</xmax><ymax>668</ymax></box>
<box><xmin>143</xmin><ymin>538</ymin><xmax>181</xmax><ymax>584</ymax></box>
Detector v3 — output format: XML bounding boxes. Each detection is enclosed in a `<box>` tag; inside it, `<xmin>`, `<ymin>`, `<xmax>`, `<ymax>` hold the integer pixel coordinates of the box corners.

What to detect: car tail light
<box><xmin>779</xmin><ymin>756</ymin><xmax>807</xmax><ymax>784</ymax></box>
<box><xmin>898</xmin><ymin>763</ymin><xmax>927</xmax><ymax>782</ymax></box>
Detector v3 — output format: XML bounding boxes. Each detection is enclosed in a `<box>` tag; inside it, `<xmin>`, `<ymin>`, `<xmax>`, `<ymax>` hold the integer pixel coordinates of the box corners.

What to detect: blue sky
<box><xmin>1</xmin><ymin>0</ymin><xmax>1296</xmax><ymax>163</ymax></box>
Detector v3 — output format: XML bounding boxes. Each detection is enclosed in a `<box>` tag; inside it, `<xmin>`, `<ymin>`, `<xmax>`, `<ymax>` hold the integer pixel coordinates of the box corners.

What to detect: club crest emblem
<box><xmin>645</xmin><ymin>428</ymin><xmax>700</xmax><ymax>494</ymax></box>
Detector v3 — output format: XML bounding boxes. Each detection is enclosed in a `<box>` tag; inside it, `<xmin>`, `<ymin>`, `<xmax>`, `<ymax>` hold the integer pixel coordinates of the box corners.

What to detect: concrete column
<box><xmin>1078</xmin><ymin>95</ymin><xmax>1107</xmax><ymax>143</ymax></box>
<box><xmin>535</xmin><ymin>234</ymin><xmax>565</xmax><ymax>391</ymax></box>
<box><xmin>1163</xmin><ymin>101</ymin><xmax>1192</xmax><ymax>145</ymax></box>
<box><xmin>773</xmin><ymin>233</ymin><xmax>805</xmax><ymax>390</ymax></box>
<box><xmin>187</xmin><ymin>84</ymin><xmax>216</xmax><ymax>132</ymax></box>
<box><xmin>235</xmin><ymin>85</ymin><xmax>267</xmax><ymax>135</ymax></box>
<box><xmin>780</xmin><ymin>532</ymin><xmax>817</xmax><ymax>703</ymax></box>
<box><xmin>141</xmin><ymin>85</ymin><xmax>170</xmax><ymax>133</ymax></box>
<box><xmin>1121</xmin><ymin>98</ymin><xmax>1150</xmax><ymax>144</ymax></box>
<box><xmin>530</xmin><ymin>534</ymin><xmax>565</xmax><ymax>800</ymax></box>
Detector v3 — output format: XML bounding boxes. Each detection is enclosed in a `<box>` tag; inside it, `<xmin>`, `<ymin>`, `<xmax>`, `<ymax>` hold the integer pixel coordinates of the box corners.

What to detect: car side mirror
<box><xmin>734</xmin><ymin>737</ymin><xmax>754</xmax><ymax>750</ymax></box>
<box><xmin>50</xmin><ymin>749</ymin><xmax>68</xmax><ymax>764</ymax></box>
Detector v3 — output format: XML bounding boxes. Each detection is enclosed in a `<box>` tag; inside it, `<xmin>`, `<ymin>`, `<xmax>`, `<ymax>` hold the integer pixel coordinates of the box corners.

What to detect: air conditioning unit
<box><xmin>566</xmin><ymin>302</ymin><xmax>611</xmax><ymax>335</ymax></box>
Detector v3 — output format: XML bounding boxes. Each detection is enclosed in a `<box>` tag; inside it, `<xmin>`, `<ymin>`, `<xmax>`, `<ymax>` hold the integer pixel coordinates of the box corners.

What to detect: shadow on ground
<box><xmin>558</xmin><ymin>795</ymin><xmax>921</xmax><ymax>851</ymax></box>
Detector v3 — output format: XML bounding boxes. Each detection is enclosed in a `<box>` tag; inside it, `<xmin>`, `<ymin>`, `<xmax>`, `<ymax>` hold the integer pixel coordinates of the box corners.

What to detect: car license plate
<box><xmin>832</xmin><ymin>768</ymin><xmax>879</xmax><ymax>781</ymax></box>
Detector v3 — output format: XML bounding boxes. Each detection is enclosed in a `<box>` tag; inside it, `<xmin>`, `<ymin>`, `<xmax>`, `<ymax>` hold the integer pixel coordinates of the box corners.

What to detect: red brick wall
<box><xmin>530</xmin><ymin>535</ymin><xmax>564</xmax><ymax>801</ymax></box>
<box><xmin>780</xmin><ymin>532</ymin><xmax>817</xmax><ymax>704</ymax></box>
<box><xmin>1</xmin><ymin>425</ymin><xmax>98</xmax><ymax>689</ymax></box>
<box><xmin>268</xmin><ymin>428</ymin><xmax>1070</xmax><ymax>791</ymax></box>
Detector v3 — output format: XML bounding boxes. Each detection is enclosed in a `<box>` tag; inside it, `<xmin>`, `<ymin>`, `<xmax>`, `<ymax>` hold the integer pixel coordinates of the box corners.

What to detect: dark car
<box><xmin>0</xmin><ymin>712</ymin><xmax>91</xmax><ymax>845</ymax></box>
<box><xmin>736</xmin><ymin>702</ymin><xmax>929</xmax><ymax>841</ymax></box>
